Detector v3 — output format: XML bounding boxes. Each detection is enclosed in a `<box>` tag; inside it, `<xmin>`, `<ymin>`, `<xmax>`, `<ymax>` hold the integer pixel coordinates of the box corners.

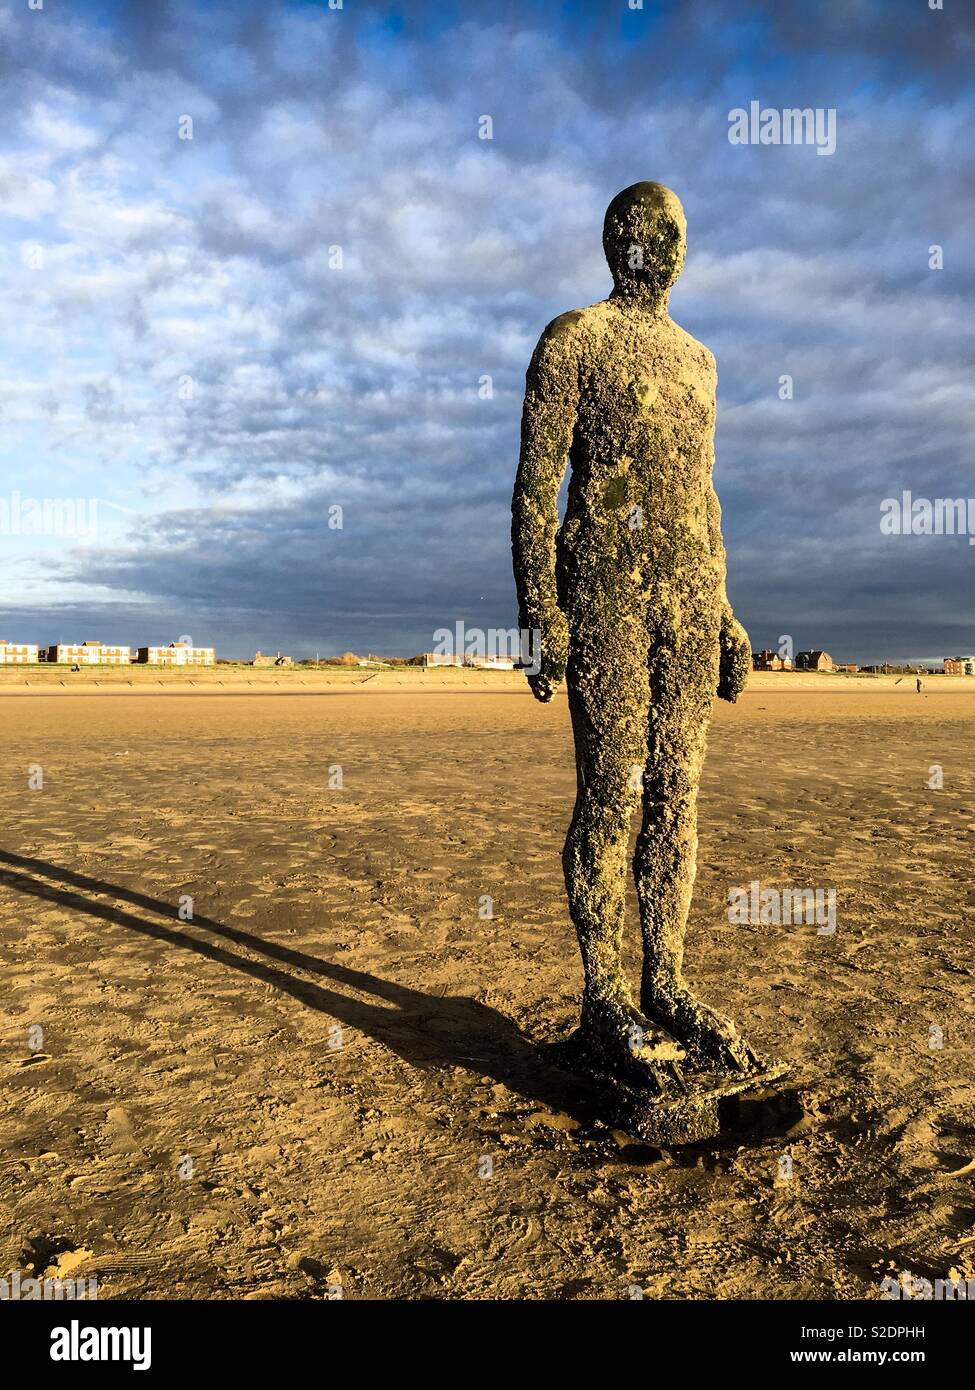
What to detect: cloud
<box><xmin>0</xmin><ymin>0</ymin><xmax>971</xmax><ymax>661</ymax></box>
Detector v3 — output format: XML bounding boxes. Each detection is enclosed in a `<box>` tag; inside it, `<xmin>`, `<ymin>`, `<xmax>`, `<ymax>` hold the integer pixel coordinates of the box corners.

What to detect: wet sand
<box><xmin>1</xmin><ymin>672</ymin><xmax>974</xmax><ymax>1299</ymax></box>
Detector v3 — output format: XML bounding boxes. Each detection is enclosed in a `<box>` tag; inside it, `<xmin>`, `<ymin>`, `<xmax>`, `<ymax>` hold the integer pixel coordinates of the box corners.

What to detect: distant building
<box><xmin>796</xmin><ymin>650</ymin><xmax>834</xmax><ymax>672</ymax></box>
<box><xmin>252</xmin><ymin>650</ymin><xmax>293</xmax><ymax>667</ymax></box>
<box><xmin>944</xmin><ymin>657</ymin><xmax>964</xmax><ymax>676</ymax></box>
<box><xmin>136</xmin><ymin>641</ymin><xmax>214</xmax><ymax>666</ymax></box>
<box><xmin>834</xmin><ymin>663</ymin><xmax>859</xmax><ymax>673</ymax></box>
<box><xmin>418</xmin><ymin>652</ymin><xmax>463</xmax><ymax>668</ymax></box>
<box><xmin>752</xmin><ymin>650</ymin><xmax>792</xmax><ymax>671</ymax></box>
<box><xmin>0</xmin><ymin>640</ymin><xmax>39</xmax><ymax>664</ymax></box>
<box><xmin>959</xmin><ymin>655</ymin><xmax>975</xmax><ymax>676</ymax></box>
<box><xmin>46</xmin><ymin>640</ymin><xmax>129</xmax><ymax>665</ymax></box>
<box><xmin>416</xmin><ymin>651</ymin><xmax>515</xmax><ymax>670</ymax></box>
<box><xmin>98</xmin><ymin>644</ymin><xmax>131</xmax><ymax>664</ymax></box>
<box><xmin>48</xmin><ymin>641</ymin><xmax>99</xmax><ymax>665</ymax></box>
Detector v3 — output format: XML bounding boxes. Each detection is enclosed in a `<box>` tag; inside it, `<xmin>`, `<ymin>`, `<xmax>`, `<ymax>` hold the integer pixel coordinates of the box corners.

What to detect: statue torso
<box><xmin>556</xmin><ymin>300</ymin><xmax>721</xmax><ymax>612</ymax></box>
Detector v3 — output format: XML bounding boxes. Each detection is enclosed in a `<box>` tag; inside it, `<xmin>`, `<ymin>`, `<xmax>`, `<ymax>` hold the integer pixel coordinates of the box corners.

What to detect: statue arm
<box><xmin>707</xmin><ymin>448</ymin><xmax>751</xmax><ymax>704</ymax></box>
<box><xmin>706</xmin><ymin>482</ymin><xmax>732</xmax><ymax>618</ymax></box>
<box><xmin>511</xmin><ymin>316</ymin><xmax>581</xmax><ymax>702</ymax></box>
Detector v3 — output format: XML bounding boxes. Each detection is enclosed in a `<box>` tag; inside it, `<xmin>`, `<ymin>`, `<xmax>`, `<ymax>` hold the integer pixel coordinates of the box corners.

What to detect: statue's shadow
<box><xmin>0</xmin><ymin>849</ymin><xmax>605</xmax><ymax>1126</ymax></box>
<box><xmin>0</xmin><ymin>849</ymin><xmax>803</xmax><ymax>1150</ymax></box>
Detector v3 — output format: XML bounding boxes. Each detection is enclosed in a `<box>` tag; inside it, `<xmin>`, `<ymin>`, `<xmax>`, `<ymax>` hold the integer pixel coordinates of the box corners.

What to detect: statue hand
<box><xmin>526</xmin><ymin>670</ymin><xmax>560</xmax><ymax>703</ymax></box>
<box><xmin>523</xmin><ymin>612</ymin><xmax>568</xmax><ymax>704</ymax></box>
<box><xmin>717</xmin><ymin>611</ymin><xmax>750</xmax><ymax>703</ymax></box>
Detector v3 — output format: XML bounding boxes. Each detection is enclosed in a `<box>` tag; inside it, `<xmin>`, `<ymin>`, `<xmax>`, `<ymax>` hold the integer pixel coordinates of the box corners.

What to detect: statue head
<box><xmin>602</xmin><ymin>181</ymin><xmax>687</xmax><ymax>304</ymax></box>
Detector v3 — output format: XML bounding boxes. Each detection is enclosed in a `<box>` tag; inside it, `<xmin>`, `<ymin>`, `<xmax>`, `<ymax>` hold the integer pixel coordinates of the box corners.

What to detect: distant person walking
<box><xmin>916</xmin><ymin>677</ymin><xmax>923</xmax><ymax>694</ymax></box>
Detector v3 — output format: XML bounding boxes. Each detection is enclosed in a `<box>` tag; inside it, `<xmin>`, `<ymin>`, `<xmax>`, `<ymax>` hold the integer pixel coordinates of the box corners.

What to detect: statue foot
<box><xmin>544</xmin><ymin>999</ymin><xmax>685</xmax><ymax>1094</ymax></box>
<box><xmin>640</xmin><ymin>985</ymin><xmax>776</xmax><ymax>1078</ymax></box>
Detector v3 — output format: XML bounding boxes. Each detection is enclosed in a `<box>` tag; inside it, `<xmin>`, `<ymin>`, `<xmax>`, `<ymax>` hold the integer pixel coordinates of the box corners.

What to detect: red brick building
<box><xmin>796</xmin><ymin>650</ymin><xmax>834</xmax><ymax>672</ymax></box>
<box><xmin>752</xmin><ymin>649</ymin><xmax>793</xmax><ymax>671</ymax></box>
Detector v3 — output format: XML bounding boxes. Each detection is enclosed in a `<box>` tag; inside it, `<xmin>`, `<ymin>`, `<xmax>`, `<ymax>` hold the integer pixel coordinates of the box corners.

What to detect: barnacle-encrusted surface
<box><xmin>512</xmin><ymin>183</ymin><xmax>776</xmax><ymax>1132</ymax></box>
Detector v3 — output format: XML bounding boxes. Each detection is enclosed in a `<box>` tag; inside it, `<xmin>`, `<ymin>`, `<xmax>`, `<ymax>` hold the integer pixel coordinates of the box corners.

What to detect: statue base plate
<box><xmin>541</xmin><ymin>1033</ymin><xmax>790</xmax><ymax>1145</ymax></box>
<box><xmin>605</xmin><ymin>1062</ymin><xmax>790</xmax><ymax>1145</ymax></box>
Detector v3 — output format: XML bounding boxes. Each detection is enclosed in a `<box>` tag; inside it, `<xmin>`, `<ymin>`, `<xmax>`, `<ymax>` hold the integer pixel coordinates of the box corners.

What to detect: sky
<box><xmin>0</xmin><ymin>0</ymin><xmax>972</xmax><ymax>662</ymax></box>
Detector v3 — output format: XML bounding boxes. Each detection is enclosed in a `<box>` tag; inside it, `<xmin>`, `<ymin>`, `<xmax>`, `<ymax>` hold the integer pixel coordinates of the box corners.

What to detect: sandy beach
<box><xmin>2</xmin><ymin>669</ymin><xmax>974</xmax><ymax>1299</ymax></box>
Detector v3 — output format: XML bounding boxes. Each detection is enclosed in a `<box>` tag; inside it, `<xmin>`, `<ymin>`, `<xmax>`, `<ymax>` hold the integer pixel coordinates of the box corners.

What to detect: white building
<box><xmin>419</xmin><ymin>651</ymin><xmax>514</xmax><ymax>670</ymax></box>
<box><xmin>48</xmin><ymin>641</ymin><xmax>102</xmax><ymax>665</ymax></box>
<box><xmin>0</xmin><ymin>641</ymin><xmax>39</xmax><ymax>664</ymax></box>
<box><xmin>136</xmin><ymin>641</ymin><xmax>215</xmax><ymax>666</ymax></box>
<box><xmin>46</xmin><ymin>641</ymin><xmax>130</xmax><ymax>665</ymax></box>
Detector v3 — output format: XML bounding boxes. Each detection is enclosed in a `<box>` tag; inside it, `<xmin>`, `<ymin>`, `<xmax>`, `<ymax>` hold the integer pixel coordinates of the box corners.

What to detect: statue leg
<box><xmin>635</xmin><ymin>606</ymin><xmax>764</xmax><ymax>1075</ymax></box>
<box><xmin>553</xmin><ymin>610</ymin><xmax>685</xmax><ymax>1089</ymax></box>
